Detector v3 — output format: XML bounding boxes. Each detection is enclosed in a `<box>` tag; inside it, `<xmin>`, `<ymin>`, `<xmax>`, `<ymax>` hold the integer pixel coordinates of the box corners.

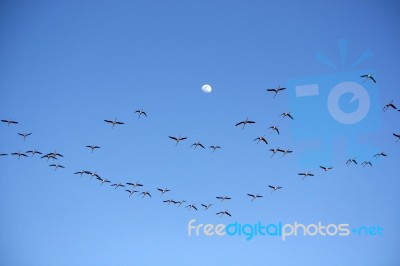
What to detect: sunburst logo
<box><xmin>287</xmin><ymin>39</ymin><xmax>381</xmax><ymax>168</ymax></box>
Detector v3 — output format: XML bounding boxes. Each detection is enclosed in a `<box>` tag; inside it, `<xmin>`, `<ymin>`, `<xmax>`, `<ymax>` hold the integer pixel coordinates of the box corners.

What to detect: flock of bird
<box><xmin>1</xmin><ymin>73</ymin><xmax>398</xmax><ymax>217</ymax></box>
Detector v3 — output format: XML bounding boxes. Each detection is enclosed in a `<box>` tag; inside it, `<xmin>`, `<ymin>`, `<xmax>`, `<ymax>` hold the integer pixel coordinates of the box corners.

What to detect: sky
<box><xmin>0</xmin><ymin>0</ymin><xmax>399</xmax><ymax>265</ymax></box>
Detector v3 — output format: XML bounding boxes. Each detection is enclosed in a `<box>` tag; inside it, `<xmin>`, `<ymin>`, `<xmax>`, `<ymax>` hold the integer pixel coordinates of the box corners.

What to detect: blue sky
<box><xmin>1</xmin><ymin>0</ymin><xmax>399</xmax><ymax>265</ymax></box>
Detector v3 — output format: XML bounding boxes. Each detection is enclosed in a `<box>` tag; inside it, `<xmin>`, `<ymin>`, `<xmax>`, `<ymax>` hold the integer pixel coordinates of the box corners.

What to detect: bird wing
<box><xmin>235</xmin><ymin>121</ymin><xmax>244</xmax><ymax>126</ymax></box>
<box><xmin>278</xmin><ymin>87</ymin><xmax>287</xmax><ymax>91</ymax></box>
<box><xmin>104</xmin><ymin>120</ymin><xmax>112</xmax><ymax>123</ymax></box>
<box><xmin>169</xmin><ymin>136</ymin><xmax>177</xmax><ymax>140</ymax></box>
<box><xmin>198</xmin><ymin>143</ymin><xmax>205</xmax><ymax>148</ymax></box>
<box><xmin>370</xmin><ymin>76</ymin><xmax>376</xmax><ymax>83</ymax></box>
<box><xmin>266</xmin><ymin>89</ymin><xmax>276</xmax><ymax>92</ymax></box>
<box><xmin>360</xmin><ymin>75</ymin><xmax>368</xmax><ymax>78</ymax></box>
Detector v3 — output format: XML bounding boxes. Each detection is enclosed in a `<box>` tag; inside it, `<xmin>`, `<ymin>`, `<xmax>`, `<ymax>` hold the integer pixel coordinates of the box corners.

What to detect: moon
<box><xmin>201</xmin><ymin>84</ymin><xmax>212</xmax><ymax>94</ymax></box>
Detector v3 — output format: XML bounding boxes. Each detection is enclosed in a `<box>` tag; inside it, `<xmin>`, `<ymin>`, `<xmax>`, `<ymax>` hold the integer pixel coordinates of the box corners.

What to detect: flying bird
<box><xmin>361</xmin><ymin>161</ymin><xmax>373</xmax><ymax>167</ymax></box>
<box><xmin>135</xmin><ymin>108</ymin><xmax>147</xmax><ymax>118</ymax></box>
<box><xmin>126</xmin><ymin>181</ymin><xmax>144</xmax><ymax>188</ymax></box>
<box><xmin>268</xmin><ymin>126</ymin><xmax>280</xmax><ymax>135</ymax></box>
<box><xmin>140</xmin><ymin>191</ymin><xmax>152</xmax><ymax>198</ymax></box>
<box><xmin>235</xmin><ymin>118</ymin><xmax>255</xmax><ymax>129</ymax></box>
<box><xmin>266</xmin><ymin>86</ymin><xmax>286</xmax><ymax>98</ymax></box>
<box><xmin>104</xmin><ymin>118</ymin><xmax>125</xmax><ymax>129</ymax></box>
<box><xmin>185</xmin><ymin>204</ymin><xmax>198</xmax><ymax>211</ymax></box>
<box><xmin>216</xmin><ymin>196</ymin><xmax>231</xmax><ymax>202</ymax></box>
<box><xmin>383</xmin><ymin>100</ymin><xmax>397</xmax><ymax>112</ymax></box>
<box><xmin>84</xmin><ymin>171</ymin><xmax>100</xmax><ymax>180</ymax></box>
<box><xmin>209</xmin><ymin>145</ymin><xmax>221</xmax><ymax>152</ymax></box>
<box><xmin>74</xmin><ymin>170</ymin><xmax>87</xmax><ymax>177</ymax></box>
<box><xmin>26</xmin><ymin>149</ymin><xmax>42</xmax><ymax>157</ymax></box>
<box><xmin>216</xmin><ymin>210</ymin><xmax>232</xmax><ymax>217</ymax></box>
<box><xmin>125</xmin><ymin>189</ymin><xmax>139</xmax><ymax>197</ymax></box>
<box><xmin>157</xmin><ymin>188</ymin><xmax>171</xmax><ymax>196</ymax></box>
<box><xmin>41</xmin><ymin>154</ymin><xmax>58</xmax><ymax>161</ymax></box>
<box><xmin>163</xmin><ymin>199</ymin><xmax>176</xmax><ymax>205</ymax></box>
<box><xmin>298</xmin><ymin>172</ymin><xmax>314</xmax><ymax>180</ymax></box>
<box><xmin>201</xmin><ymin>203</ymin><xmax>213</xmax><ymax>210</ymax></box>
<box><xmin>190</xmin><ymin>141</ymin><xmax>205</xmax><ymax>149</ymax></box>
<box><xmin>1</xmin><ymin>119</ymin><xmax>18</xmax><ymax>126</ymax></box>
<box><xmin>280</xmin><ymin>112</ymin><xmax>294</xmax><ymax>120</ymax></box>
<box><xmin>360</xmin><ymin>74</ymin><xmax>376</xmax><ymax>83</ymax></box>
<box><xmin>49</xmin><ymin>164</ymin><xmax>65</xmax><ymax>170</ymax></box>
<box><xmin>18</xmin><ymin>132</ymin><xmax>32</xmax><ymax>140</ymax></box>
<box><xmin>175</xmin><ymin>200</ymin><xmax>186</xmax><ymax>207</ymax></box>
<box><xmin>254</xmin><ymin>136</ymin><xmax>268</xmax><ymax>145</ymax></box>
<box><xmin>268</xmin><ymin>185</ymin><xmax>283</xmax><ymax>192</ymax></box>
<box><xmin>111</xmin><ymin>183</ymin><xmax>125</xmax><ymax>189</ymax></box>
<box><xmin>393</xmin><ymin>133</ymin><xmax>400</xmax><ymax>142</ymax></box>
<box><xmin>86</xmin><ymin>145</ymin><xmax>101</xmax><ymax>153</ymax></box>
<box><xmin>319</xmin><ymin>166</ymin><xmax>333</xmax><ymax>174</ymax></box>
<box><xmin>247</xmin><ymin>193</ymin><xmax>263</xmax><ymax>201</ymax></box>
<box><xmin>169</xmin><ymin>135</ymin><xmax>188</xmax><ymax>146</ymax></box>
<box><xmin>373</xmin><ymin>152</ymin><xmax>387</xmax><ymax>159</ymax></box>
<box><xmin>278</xmin><ymin>148</ymin><xmax>293</xmax><ymax>157</ymax></box>
<box><xmin>269</xmin><ymin>147</ymin><xmax>281</xmax><ymax>157</ymax></box>
<box><xmin>97</xmin><ymin>177</ymin><xmax>111</xmax><ymax>185</ymax></box>
<box><xmin>11</xmin><ymin>151</ymin><xmax>28</xmax><ymax>159</ymax></box>
<box><xmin>346</xmin><ymin>157</ymin><xmax>358</xmax><ymax>166</ymax></box>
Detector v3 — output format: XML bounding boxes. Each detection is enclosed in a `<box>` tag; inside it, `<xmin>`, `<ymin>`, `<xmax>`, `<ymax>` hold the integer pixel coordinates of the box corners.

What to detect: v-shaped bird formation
<box><xmin>1</xmin><ymin>77</ymin><xmax>398</xmax><ymax>217</ymax></box>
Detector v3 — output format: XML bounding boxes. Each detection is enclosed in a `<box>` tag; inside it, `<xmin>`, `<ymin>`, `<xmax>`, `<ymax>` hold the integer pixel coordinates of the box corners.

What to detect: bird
<box><xmin>18</xmin><ymin>132</ymin><xmax>32</xmax><ymax>140</ymax></box>
<box><xmin>135</xmin><ymin>108</ymin><xmax>147</xmax><ymax>118</ymax></box>
<box><xmin>190</xmin><ymin>141</ymin><xmax>205</xmax><ymax>149</ymax></box>
<box><xmin>111</xmin><ymin>183</ymin><xmax>125</xmax><ymax>190</ymax></box>
<box><xmin>268</xmin><ymin>126</ymin><xmax>280</xmax><ymax>135</ymax></box>
<box><xmin>11</xmin><ymin>151</ymin><xmax>28</xmax><ymax>159</ymax></box>
<box><xmin>216</xmin><ymin>196</ymin><xmax>231</xmax><ymax>202</ymax></box>
<box><xmin>1</xmin><ymin>119</ymin><xmax>18</xmax><ymax>126</ymax></box>
<box><xmin>346</xmin><ymin>157</ymin><xmax>358</xmax><ymax>166</ymax></box>
<box><xmin>268</xmin><ymin>185</ymin><xmax>283</xmax><ymax>192</ymax></box>
<box><xmin>86</xmin><ymin>145</ymin><xmax>101</xmax><ymax>153</ymax></box>
<box><xmin>266</xmin><ymin>86</ymin><xmax>286</xmax><ymax>98</ymax></box>
<box><xmin>97</xmin><ymin>177</ymin><xmax>111</xmax><ymax>185</ymax></box>
<box><xmin>157</xmin><ymin>188</ymin><xmax>171</xmax><ymax>196</ymax></box>
<box><xmin>140</xmin><ymin>191</ymin><xmax>152</xmax><ymax>198</ymax></box>
<box><xmin>216</xmin><ymin>210</ymin><xmax>232</xmax><ymax>217</ymax></box>
<box><xmin>393</xmin><ymin>133</ymin><xmax>400</xmax><ymax>142</ymax></box>
<box><xmin>84</xmin><ymin>171</ymin><xmax>100</xmax><ymax>180</ymax></box>
<box><xmin>49</xmin><ymin>164</ymin><xmax>65</xmax><ymax>170</ymax></box>
<box><xmin>254</xmin><ymin>136</ymin><xmax>268</xmax><ymax>145</ymax></box>
<box><xmin>362</xmin><ymin>161</ymin><xmax>373</xmax><ymax>167</ymax></box>
<box><xmin>185</xmin><ymin>204</ymin><xmax>198</xmax><ymax>211</ymax></box>
<box><xmin>26</xmin><ymin>149</ymin><xmax>42</xmax><ymax>157</ymax></box>
<box><xmin>175</xmin><ymin>200</ymin><xmax>186</xmax><ymax>207</ymax></box>
<box><xmin>201</xmin><ymin>203</ymin><xmax>213</xmax><ymax>210</ymax></box>
<box><xmin>383</xmin><ymin>100</ymin><xmax>397</xmax><ymax>112</ymax></box>
<box><xmin>104</xmin><ymin>118</ymin><xmax>125</xmax><ymax>129</ymax></box>
<box><xmin>169</xmin><ymin>135</ymin><xmax>187</xmax><ymax>146</ymax></box>
<box><xmin>360</xmin><ymin>73</ymin><xmax>376</xmax><ymax>83</ymax></box>
<box><xmin>269</xmin><ymin>147</ymin><xmax>281</xmax><ymax>157</ymax></box>
<box><xmin>298</xmin><ymin>172</ymin><xmax>314</xmax><ymax>180</ymax></box>
<box><xmin>125</xmin><ymin>189</ymin><xmax>139</xmax><ymax>197</ymax></box>
<box><xmin>280</xmin><ymin>112</ymin><xmax>294</xmax><ymax>120</ymax></box>
<box><xmin>126</xmin><ymin>181</ymin><xmax>144</xmax><ymax>188</ymax></box>
<box><xmin>46</xmin><ymin>151</ymin><xmax>64</xmax><ymax>158</ymax></box>
<box><xmin>209</xmin><ymin>145</ymin><xmax>221</xmax><ymax>152</ymax></box>
<box><xmin>235</xmin><ymin>118</ymin><xmax>255</xmax><ymax>129</ymax></box>
<box><xmin>74</xmin><ymin>170</ymin><xmax>87</xmax><ymax>177</ymax></box>
<box><xmin>247</xmin><ymin>193</ymin><xmax>263</xmax><ymax>201</ymax></box>
<box><xmin>41</xmin><ymin>154</ymin><xmax>58</xmax><ymax>161</ymax></box>
<box><xmin>319</xmin><ymin>166</ymin><xmax>333</xmax><ymax>174</ymax></box>
<box><xmin>163</xmin><ymin>199</ymin><xmax>176</xmax><ymax>205</ymax></box>
<box><xmin>278</xmin><ymin>148</ymin><xmax>293</xmax><ymax>157</ymax></box>
<box><xmin>374</xmin><ymin>152</ymin><xmax>387</xmax><ymax>159</ymax></box>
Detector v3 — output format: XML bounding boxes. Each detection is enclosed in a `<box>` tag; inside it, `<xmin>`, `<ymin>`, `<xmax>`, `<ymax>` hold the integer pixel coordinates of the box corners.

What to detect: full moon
<box><xmin>201</xmin><ymin>84</ymin><xmax>212</xmax><ymax>94</ymax></box>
